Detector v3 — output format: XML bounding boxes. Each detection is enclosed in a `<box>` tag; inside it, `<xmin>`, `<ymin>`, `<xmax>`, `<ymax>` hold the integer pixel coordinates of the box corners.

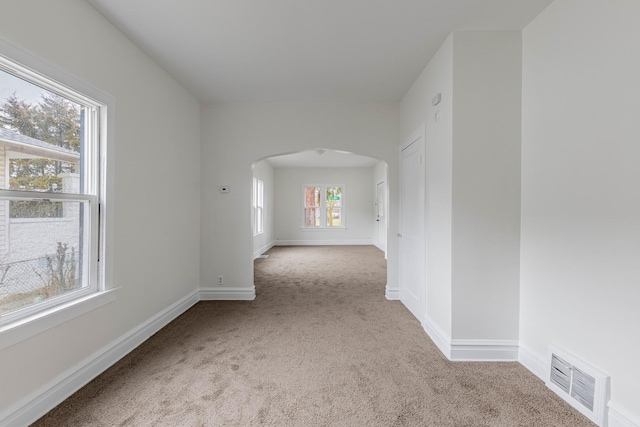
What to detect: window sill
<box><xmin>0</xmin><ymin>288</ymin><xmax>118</xmax><ymax>350</ymax></box>
<box><xmin>299</xmin><ymin>227</ymin><xmax>348</xmax><ymax>231</ymax></box>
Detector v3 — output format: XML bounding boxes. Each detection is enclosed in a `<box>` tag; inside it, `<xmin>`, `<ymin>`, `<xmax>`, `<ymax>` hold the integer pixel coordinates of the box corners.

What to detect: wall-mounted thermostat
<box><xmin>219</xmin><ymin>186</ymin><xmax>230</xmax><ymax>193</ymax></box>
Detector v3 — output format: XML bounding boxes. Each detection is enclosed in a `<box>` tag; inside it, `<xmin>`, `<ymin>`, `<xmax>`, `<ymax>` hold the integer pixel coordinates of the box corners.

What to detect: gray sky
<box><xmin>0</xmin><ymin>68</ymin><xmax>48</xmax><ymax>106</ymax></box>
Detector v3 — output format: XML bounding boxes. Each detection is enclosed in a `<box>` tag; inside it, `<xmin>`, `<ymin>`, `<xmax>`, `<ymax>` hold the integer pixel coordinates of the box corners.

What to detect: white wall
<box><xmin>252</xmin><ymin>159</ymin><xmax>274</xmax><ymax>257</ymax></box>
<box><xmin>451</xmin><ymin>31</ymin><xmax>521</xmax><ymax>341</ymax></box>
<box><xmin>200</xmin><ymin>103</ymin><xmax>399</xmax><ymax>290</ymax></box>
<box><xmin>520</xmin><ymin>0</ymin><xmax>640</xmax><ymax>421</ymax></box>
<box><xmin>273</xmin><ymin>167</ymin><xmax>374</xmax><ymax>245</ymax></box>
<box><xmin>399</xmin><ymin>31</ymin><xmax>521</xmax><ymax>343</ymax></box>
<box><xmin>400</xmin><ymin>35</ymin><xmax>454</xmax><ymax>337</ymax></box>
<box><xmin>0</xmin><ymin>0</ymin><xmax>201</xmax><ymax>412</ymax></box>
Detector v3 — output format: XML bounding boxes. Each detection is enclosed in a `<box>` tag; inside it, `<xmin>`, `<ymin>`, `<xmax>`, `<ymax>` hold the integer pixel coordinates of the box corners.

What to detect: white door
<box><xmin>399</xmin><ymin>127</ymin><xmax>426</xmax><ymax>321</ymax></box>
<box><xmin>376</xmin><ymin>181</ymin><xmax>387</xmax><ymax>254</ymax></box>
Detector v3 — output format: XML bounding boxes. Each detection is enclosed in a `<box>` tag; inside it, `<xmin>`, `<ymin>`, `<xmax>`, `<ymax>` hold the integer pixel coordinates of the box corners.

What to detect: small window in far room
<box><xmin>253</xmin><ymin>178</ymin><xmax>264</xmax><ymax>235</ymax></box>
<box><xmin>303</xmin><ymin>185</ymin><xmax>344</xmax><ymax>228</ymax></box>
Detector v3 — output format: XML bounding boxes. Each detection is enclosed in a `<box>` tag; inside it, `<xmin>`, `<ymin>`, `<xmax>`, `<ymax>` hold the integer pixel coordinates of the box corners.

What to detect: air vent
<box><xmin>571</xmin><ymin>367</ymin><xmax>596</xmax><ymax>411</ymax></box>
<box><xmin>550</xmin><ymin>354</ymin><xmax>571</xmax><ymax>393</ymax></box>
<box><xmin>546</xmin><ymin>346</ymin><xmax>610</xmax><ymax>426</ymax></box>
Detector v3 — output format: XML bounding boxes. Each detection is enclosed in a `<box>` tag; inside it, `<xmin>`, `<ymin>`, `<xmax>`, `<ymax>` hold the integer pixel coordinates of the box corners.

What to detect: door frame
<box><xmin>398</xmin><ymin>124</ymin><xmax>427</xmax><ymax>321</ymax></box>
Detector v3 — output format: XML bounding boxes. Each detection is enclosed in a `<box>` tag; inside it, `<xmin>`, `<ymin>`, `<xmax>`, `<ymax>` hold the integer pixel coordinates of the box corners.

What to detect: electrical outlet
<box><xmin>217</xmin><ymin>275</ymin><xmax>223</xmax><ymax>285</ymax></box>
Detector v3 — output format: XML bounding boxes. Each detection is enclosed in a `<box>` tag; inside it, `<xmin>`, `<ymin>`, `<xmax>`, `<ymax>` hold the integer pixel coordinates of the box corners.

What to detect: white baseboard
<box><xmin>274</xmin><ymin>239</ymin><xmax>374</xmax><ymax>246</ymax></box>
<box><xmin>399</xmin><ymin>288</ymin><xmax>424</xmax><ymax>322</ymax></box>
<box><xmin>421</xmin><ymin>314</ymin><xmax>518</xmax><ymax>361</ymax></box>
<box><xmin>450</xmin><ymin>339</ymin><xmax>519</xmax><ymax>361</ymax></box>
<box><xmin>199</xmin><ymin>286</ymin><xmax>256</xmax><ymax>300</ymax></box>
<box><xmin>0</xmin><ymin>290</ymin><xmax>199</xmax><ymax>427</ymax></box>
<box><xmin>385</xmin><ymin>285</ymin><xmax>399</xmax><ymax>300</ymax></box>
<box><xmin>421</xmin><ymin>313</ymin><xmax>452</xmax><ymax>359</ymax></box>
<box><xmin>518</xmin><ymin>345</ymin><xmax>547</xmax><ymax>381</ymax></box>
<box><xmin>608</xmin><ymin>402</ymin><xmax>640</xmax><ymax>427</ymax></box>
<box><xmin>253</xmin><ymin>241</ymin><xmax>275</xmax><ymax>259</ymax></box>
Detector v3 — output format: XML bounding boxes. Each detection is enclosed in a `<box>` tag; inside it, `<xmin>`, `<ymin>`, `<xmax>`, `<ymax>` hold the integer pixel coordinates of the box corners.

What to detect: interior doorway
<box><xmin>251</xmin><ymin>149</ymin><xmax>389</xmax><ymax>294</ymax></box>
<box><xmin>399</xmin><ymin>127</ymin><xmax>426</xmax><ymax>320</ymax></box>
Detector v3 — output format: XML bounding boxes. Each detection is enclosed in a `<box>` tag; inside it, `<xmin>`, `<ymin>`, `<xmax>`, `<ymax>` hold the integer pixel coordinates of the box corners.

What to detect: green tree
<box><xmin>0</xmin><ymin>94</ymin><xmax>39</xmax><ymax>137</ymax></box>
<box><xmin>1</xmin><ymin>92</ymin><xmax>80</xmax><ymax>217</ymax></box>
<box><xmin>1</xmin><ymin>93</ymin><xmax>80</xmax><ymax>191</ymax></box>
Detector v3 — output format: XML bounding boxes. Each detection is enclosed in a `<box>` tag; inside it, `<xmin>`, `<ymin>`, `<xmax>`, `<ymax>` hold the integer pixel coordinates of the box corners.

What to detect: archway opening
<box><xmin>250</xmin><ymin>148</ymin><xmax>389</xmax><ymax>295</ymax></box>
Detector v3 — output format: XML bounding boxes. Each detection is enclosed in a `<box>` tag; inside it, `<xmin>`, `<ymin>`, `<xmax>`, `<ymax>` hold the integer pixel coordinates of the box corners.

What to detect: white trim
<box><xmin>253</xmin><ymin>241</ymin><xmax>275</xmax><ymax>260</ymax></box>
<box><xmin>199</xmin><ymin>286</ymin><xmax>256</xmax><ymax>300</ymax></box>
<box><xmin>421</xmin><ymin>313</ymin><xmax>452</xmax><ymax>359</ymax></box>
<box><xmin>399</xmin><ymin>288</ymin><xmax>424</xmax><ymax>321</ymax></box>
<box><xmin>385</xmin><ymin>285</ymin><xmax>399</xmax><ymax>300</ymax></box>
<box><xmin>400</xmin><ymin>124</ymin><xmax>426</xmax><ymax>151</ymax></box>
<box><xmin>0</xmin><ymin>290</ymin><xmax>199</xmax><ymax>427</ymax></box>
<box><xmin>518</xmin><ymin>345</ymin><xmax>547</xmax><ymax>381</ymax></box>
<box><xmin>0</xmin><ymin>289</ymin><xmax>117</xmax><ymax>351</ymax></box>
<box><xmin>299</xmin><ymin>227</ymin><xmax>348</xmax><ymax>231</ymax></box>
<box><xmin>275</xmin><ymin>239</ymin><xmax>373</xmax><ymax>246</ymax></box>
<box><xmin>450</xmin><ymin>339</ymin><xmax>519</xmax><ymax>361</ymax></box>
<box><xmin>608</xmin><ymin>402</ymin><xmax>640</xmax><ymax>427</ymax></box>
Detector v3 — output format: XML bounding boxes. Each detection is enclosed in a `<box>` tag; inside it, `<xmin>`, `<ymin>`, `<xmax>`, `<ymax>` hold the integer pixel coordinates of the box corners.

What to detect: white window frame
<box><xmin>301</xmin><ymin>184</ymin><xmax>346</xmax><ymax>229</ymax></box>
<box><xmin>253</xmin><ymin>177</ymin><xmax>264</xmax><ymax>236</ymax></box>
<box><xmin>0</xmin><ymin>43</ymin><xmax>113</xmax><ymax>348</ymax></box>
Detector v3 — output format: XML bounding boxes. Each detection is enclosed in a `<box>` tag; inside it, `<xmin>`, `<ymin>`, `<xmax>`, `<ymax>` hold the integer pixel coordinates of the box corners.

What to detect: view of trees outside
<box><xmin>326</xmin><ymin>186</ymin><xmax>342</xmax><ymax>227</ymax></box>
<box><xmin>0</xmin><ymin>68</ymin><xmax>83</xmax><ymax>315</ymax></box>
<box><xmin>304</xmin><ymin>185</ymin><xmax>342</xmax><ymax>227</ymax></box>
<box><xmin>304</xmin><ymin>186</ymin><xmax>321</xmax><ymax>226</ymax></box>
<box><xmin>1</xmin><ymin>91</ymin><xmax>80</xmax><ymax>217</ymax></box>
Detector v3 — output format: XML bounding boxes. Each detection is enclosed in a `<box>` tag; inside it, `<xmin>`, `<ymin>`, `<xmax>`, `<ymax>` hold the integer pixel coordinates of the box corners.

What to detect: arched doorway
<box><xmin>251</xmin><ymin>148</ymin><xmax>389</xmax><ymax>290</ymax></box>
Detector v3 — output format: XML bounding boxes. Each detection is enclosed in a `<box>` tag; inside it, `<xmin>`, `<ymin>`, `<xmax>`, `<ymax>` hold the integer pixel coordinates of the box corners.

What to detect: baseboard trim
<box><xmin>421</xmin><ymin>313</ymin><xmax>452</xmax><ymax>360</ymax></box>
<box><xmin>518</xmin><ymin>345</ymin><xmax>547</xmax><ymax>381</ymax></box>
<box><xmin>399</xmin><ymin>288</ymin><xmax>424</xmax><ymax>322</ymax></box>
<box><xmin>253</xmin><ymin>241</ymin><xmax>275</xmax><ymax>259</ymax></box>
<box><xmin>450</xmin><ymin>339</ymin><xmax>519</xmax><ymax>361</ymax></box>
<box><xmin>0</xmin><ymin>290</ymin><xmax>199</xmax><ymax>427</ymax></box>
<box><xmin>385</xmin><ymin>285</ymin><xmax>399</xmax><ymax>300</ymax></box>
<box><xmin>274</xmin><ymin>239</ymin><xmax>374</xmax><ymax>246</ymax></box>
<box><xmin>199</xmin><ymin>286</ymin><xmax>256</xmax><ymax>300</ymax></box>
<box><xmin>608</xmin><ymin>402</ymin><xmax>640</xmax><ymax>427</ymax></box>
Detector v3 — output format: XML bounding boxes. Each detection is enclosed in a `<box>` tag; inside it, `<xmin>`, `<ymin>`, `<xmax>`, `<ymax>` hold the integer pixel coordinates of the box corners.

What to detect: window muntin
<box><xmin>0</xmin><ymin>57</ymin><xmax>101</xmax><ymax>324</ymax></box>
<box><xmin>303</xmin><ymin>185</ymin><xmax>344</xmax><ymax>228</ymax></box>
<box><xmin>253</xmin><ymin>178</ymin><xmax>264</xmax><ymax>235</ymax></box>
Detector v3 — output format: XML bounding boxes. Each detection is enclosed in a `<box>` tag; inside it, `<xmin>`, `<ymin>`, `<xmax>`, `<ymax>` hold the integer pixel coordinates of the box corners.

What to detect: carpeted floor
<box><xmin>32</xmin><ymin>245</ymin><xmax>594</xmax><ymax>426</ymax></box>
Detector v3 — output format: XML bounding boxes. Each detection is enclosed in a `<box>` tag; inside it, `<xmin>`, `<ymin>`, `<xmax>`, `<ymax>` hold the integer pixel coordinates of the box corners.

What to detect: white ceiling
<box><xmin>86</xmin><ymin>0</ymin><xmax>552</xmax><ymax>104</ymax></box>
<box><xmin>264</xmin><ymin>149</ymin><xmax>379</xmax><ymax>169</ymax></box>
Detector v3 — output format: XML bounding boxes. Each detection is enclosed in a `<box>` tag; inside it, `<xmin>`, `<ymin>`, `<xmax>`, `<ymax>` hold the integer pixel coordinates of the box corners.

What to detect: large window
<box><xmin>253</xmin><ymin>178</ymin><xmax>264</xmax><ymax>235</ymax></box>
<box><xmin>303</xmin><ymin>185</ymin><xmax>344</xmax><ymax>228</ymax></box>
<box><xmin>0</xmin><ymin>55</ymin><xmax>102</xmax><ymax>326</ymax></box>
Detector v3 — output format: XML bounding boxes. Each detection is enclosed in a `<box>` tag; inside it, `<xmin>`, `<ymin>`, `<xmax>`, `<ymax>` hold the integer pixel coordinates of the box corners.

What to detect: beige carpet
<box><xmin>33</xmin><ymin>245</ymin><xmax>594</xmax><ymax>426</ymax></box>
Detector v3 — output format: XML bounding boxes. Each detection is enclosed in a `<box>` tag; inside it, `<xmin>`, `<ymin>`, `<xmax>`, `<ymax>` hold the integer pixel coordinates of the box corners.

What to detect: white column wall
<box><xmin>200</xmin><ymin>103</ymin><xmax>399</xmax><ymax>289</ymax></box>
<box><xmin>450</xmin><ymin>31</ymin><xmax>522</xmax><ymax>340</ymax></box>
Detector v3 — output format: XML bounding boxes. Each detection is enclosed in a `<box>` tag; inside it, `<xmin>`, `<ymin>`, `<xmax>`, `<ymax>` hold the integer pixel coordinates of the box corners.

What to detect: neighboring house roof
<box><xmin>0</xmin><ymin>127</ymin><xmax>80</xmax><ymax>163</ymax></box>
